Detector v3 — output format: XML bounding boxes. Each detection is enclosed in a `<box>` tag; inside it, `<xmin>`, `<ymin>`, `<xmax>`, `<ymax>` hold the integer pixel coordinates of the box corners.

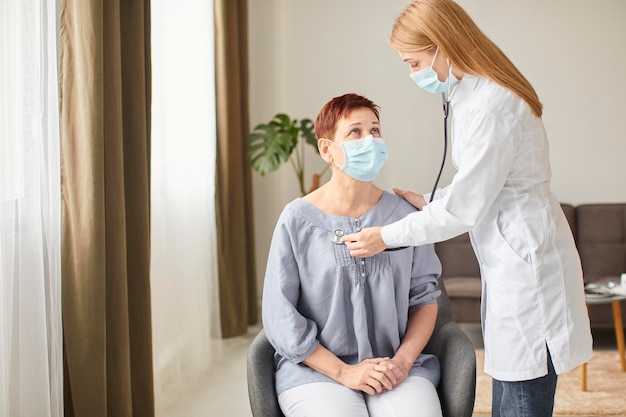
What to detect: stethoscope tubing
<box><xmin>428</xmin><ymin>93</ymin><xmax>450</xmax><ymax>204</ymax></box>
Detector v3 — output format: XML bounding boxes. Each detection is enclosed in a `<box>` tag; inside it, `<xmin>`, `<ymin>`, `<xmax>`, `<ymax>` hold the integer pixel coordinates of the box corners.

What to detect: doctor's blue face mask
<box><xmin>326</xmin><ymin>135</ymin><xmax>388</xmax><ymax>182</ymax></box>
<box><xmin>409</xmin><ymin>47</ymin><xmax>459</xmax><ymax>94</ymax></box>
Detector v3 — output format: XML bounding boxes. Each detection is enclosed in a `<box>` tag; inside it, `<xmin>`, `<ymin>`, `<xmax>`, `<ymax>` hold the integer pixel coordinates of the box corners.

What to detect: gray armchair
<box><xmin>247</xmin><ymin>282</ymin><xmax>476</xmax><ymax>417</ymax></box>
<box><xmin>247</xmin><ymin>329</ymin><xmax>284</xmax><ymax>417</ymax></box>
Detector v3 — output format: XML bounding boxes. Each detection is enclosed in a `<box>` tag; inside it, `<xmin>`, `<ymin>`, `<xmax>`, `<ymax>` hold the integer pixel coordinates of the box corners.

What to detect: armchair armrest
<box><xmin>424</xmin><ymin>321</ymin><xmax>477</xmax><ymax>417</ymax></box>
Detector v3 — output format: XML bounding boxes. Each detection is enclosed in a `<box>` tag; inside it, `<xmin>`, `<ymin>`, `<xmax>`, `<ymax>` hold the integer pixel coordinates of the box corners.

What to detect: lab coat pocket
<box><xmin>496</xmin><ymin>211</ymin><xmax>531</xmax><ymax>265</ymax></box>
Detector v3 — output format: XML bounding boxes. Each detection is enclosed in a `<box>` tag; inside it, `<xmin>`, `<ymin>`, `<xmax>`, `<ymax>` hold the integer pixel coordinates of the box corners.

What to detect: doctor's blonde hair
<box><xmin>390</xmin><ymin>0</ymin><xmax>543</xmax><ymax>118</ymax></box>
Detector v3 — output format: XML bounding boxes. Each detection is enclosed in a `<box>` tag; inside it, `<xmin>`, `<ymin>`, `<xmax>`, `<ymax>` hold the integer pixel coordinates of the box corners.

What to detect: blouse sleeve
<box><xmin>408</xmin><ymin>244</ymin><xmax>442</xmax><ymax>307</ymax></box>
<box><xmin>261</xmin><ymin>209</ymin><xmax>320</xmax><ymax>363</ymax></box>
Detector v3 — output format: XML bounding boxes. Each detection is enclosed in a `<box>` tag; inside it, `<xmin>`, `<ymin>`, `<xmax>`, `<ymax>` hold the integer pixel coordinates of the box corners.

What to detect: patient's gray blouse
<box><xmin>262</xmin><ymin>191</ymin><xmax>442</xmax><ymax>395</ymax></box>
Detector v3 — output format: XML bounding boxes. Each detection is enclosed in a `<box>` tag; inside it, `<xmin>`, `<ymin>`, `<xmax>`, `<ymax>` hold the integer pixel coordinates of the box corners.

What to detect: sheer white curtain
<box><xmin>150</xmin><ymin>0</ymin><xmax>222</xmax><ymax>411</ymax></box>
<box><xmin>0</xmin><ymin>1</ymin><xmax>62</xmax><ymax>417</ymax></box>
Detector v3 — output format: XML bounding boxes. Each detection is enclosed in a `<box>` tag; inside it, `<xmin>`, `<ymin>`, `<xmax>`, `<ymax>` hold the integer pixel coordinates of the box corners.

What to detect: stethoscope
<box><xmin>329</xmin><ymin>228</ymin><xmax>408</xmax><ymax>251</ymax></box>
<box><xmin>329</xmin><ymin>229</ymin><xmax>346</xmax><ymax>244</ymax></box>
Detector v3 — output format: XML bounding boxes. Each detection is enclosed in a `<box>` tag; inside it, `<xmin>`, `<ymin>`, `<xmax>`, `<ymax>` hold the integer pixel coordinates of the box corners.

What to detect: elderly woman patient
<box><xmin>262</xmin><ymin>93</ymin><xmax>443</xmax><ymax>417</ymax></box>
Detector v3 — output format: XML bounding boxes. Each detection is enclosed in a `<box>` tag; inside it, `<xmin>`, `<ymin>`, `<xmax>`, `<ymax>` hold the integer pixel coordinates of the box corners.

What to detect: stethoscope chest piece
<box><xmin>330</xmin><ymin>229</ymin><xmax>344</xmax><ymax>245</ymax></box>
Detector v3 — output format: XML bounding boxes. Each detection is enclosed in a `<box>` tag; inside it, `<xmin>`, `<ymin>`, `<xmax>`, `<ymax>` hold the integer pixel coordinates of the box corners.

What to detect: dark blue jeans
<box><xmin>491</xmin><ymin>349</ymin><xmax>558</xmax><ymax>417</ymax></box>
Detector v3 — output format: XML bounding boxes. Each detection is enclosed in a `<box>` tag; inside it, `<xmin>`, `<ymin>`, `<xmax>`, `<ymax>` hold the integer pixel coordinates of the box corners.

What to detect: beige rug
<box><xmin>474</xmin><ymin>350</ymin><xmax>626</xmax><ymax>416</ymax></box>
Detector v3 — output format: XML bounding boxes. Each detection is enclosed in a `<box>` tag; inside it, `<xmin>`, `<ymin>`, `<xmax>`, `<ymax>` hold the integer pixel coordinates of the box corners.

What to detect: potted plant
<box><xmin>248</xmin><ymin>113</ymin><xmax>328</xmax><ymax>195</ymax></box>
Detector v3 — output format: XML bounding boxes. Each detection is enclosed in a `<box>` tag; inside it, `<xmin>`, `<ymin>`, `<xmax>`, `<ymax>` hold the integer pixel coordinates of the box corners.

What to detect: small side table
<box><xmin>580</xmin><ymin>292</ymin><xmax>626</xmax><ymax>391</ymax></box>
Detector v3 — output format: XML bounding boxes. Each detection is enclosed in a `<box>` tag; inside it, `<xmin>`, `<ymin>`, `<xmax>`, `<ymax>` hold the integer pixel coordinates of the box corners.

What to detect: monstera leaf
<box><xmin>248</xmin><ymin>113</ymin><xmax>320</xmax><ymax>195</ymax></box>
<box><xmin>299</xmin><ymin>118</ymin><xmax>317</xmax><ymax>149</ymax></box>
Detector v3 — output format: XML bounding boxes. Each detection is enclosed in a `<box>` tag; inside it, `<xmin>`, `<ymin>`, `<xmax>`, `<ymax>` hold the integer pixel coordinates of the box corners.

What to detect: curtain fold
<box><xmin>59</xmin><ymin>0</ymin><xmax>154</xmax><ymax>416</ymax></box>
<box><xmin>214</xmin><ymin>0</ymin><xmax>258</xmax><ymax>338</ymax></box>
<box><xmin>0</xmin><ymin>1</ymin><xmax>63</xmax><ymax>416</ymax></box>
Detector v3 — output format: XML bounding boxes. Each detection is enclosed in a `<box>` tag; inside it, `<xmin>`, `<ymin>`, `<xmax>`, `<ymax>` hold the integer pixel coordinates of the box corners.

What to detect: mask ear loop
<box><xmin>431</xmin><ymin>46</ymin><xmax>440</xmax><ymax>67</ymax></box>
<box><xmin>323</xmin><ymin>138</ymin><xmax>345</xmax><ymax>170</ymax></box>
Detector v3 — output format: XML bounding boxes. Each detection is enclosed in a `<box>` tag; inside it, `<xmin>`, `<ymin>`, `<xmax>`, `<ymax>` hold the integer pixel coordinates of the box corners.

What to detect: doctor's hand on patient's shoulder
<box><xmin>342</xmin><ymin>226</ymin><xmax>386</xmax><ymax>258</ymax></box>
<box><xmin>393</xmin><ymin>187</ymin><xmax>426</xmax><ymax>211</ymax></box>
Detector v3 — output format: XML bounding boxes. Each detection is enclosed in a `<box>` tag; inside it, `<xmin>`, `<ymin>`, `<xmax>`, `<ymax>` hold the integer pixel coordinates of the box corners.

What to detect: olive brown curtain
<box><xmin>59</xmin><ymin>0</ymin><xmax>154</xmax><ymax>416</ymax></box>
<box><xmin>215</xmin><ymin>0</ymin><xmax>258</xmax><ymax>338</ymax></box>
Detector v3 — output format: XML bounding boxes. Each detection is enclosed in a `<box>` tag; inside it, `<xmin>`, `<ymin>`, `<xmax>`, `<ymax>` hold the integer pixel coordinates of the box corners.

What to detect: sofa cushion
<box><xmin>441</xmin><ymin>278</ymin><xmax>482</xmax><ymax>323</ymax></box>
<box><xmin>576</xmin><ymin>204</ymin><xmax>626</xmax><ymax>282</ymax></box>
<box><xmin>435</xmin><ymin>233</ymin><xmax>480</xmax><ymax>278</ymax></box>
<box><xmin>443</xmin><ymin>277</ymin><xmax>482</xmax><ymax>298</ymax></box>
<box><xmin>435</xmin><ymin>233</ymin><xmax>481</xmax><ymax>323</ymax></box>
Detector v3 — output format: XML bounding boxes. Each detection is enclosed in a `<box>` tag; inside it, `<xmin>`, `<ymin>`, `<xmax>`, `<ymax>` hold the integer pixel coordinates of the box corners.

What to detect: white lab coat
<box><xmin>382</xmin><ymin>75</ymin><xmax>593</xmax><ymax>381</ymax></box>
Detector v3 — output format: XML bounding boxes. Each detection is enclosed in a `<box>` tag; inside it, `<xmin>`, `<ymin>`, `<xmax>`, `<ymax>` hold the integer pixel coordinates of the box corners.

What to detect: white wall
<box><xmin>248</xmin><ymin>0</ymin><xmax>626</xmax><ymax>299</ymax></box>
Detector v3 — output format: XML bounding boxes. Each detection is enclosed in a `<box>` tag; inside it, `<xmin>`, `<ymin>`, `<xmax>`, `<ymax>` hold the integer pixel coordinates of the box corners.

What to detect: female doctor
<box><xmin>342</xmin><ymin>0</ymin><xmax>593</xmax><ymax>415</ymax></box>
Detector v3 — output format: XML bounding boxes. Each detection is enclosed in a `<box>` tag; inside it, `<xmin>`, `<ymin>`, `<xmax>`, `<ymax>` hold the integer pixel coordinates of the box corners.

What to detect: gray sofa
<box><xmin>435</xmin><ymin>203</ymin><xmax>626</xmax><ymax>328</ymax></box>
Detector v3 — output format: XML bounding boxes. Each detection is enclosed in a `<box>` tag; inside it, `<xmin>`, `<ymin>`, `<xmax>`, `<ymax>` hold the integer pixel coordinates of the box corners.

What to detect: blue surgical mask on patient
<box><xmin>329</xmin><ymin>135</ymin><xmax>388</xmax><ymax>182</ymax></box>
<box><xmin>409</xmin><ymin>47</ymin><xmax>459</xmax><ymax>94</ymax></box>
